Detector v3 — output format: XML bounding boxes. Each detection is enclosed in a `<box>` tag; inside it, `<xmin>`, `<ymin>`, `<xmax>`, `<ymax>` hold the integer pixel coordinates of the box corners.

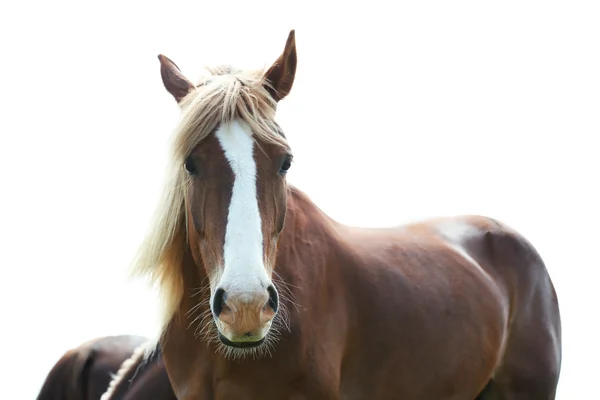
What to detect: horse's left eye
<box><xmin>279</xmin><ymin>156</ymin><xmax>292</xmax><ymax>174</ymax></box>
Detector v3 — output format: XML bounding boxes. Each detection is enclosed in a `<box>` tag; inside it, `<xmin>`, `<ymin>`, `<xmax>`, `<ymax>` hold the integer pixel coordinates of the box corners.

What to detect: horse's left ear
<box><xmin>263</xmin><ymin>30</ymin><xmax>297</xmax><ymax>102</ymax></box>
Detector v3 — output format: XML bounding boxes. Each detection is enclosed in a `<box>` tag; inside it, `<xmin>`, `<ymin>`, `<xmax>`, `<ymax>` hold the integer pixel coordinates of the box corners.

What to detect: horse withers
<box><xmin>118</xmin><ymin>30</ymin><xmax>561</xmax><ymax>399</ymax></box>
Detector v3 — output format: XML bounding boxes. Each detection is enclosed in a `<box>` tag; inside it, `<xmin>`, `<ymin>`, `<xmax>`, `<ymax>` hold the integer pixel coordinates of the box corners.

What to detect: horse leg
<box><xmin>470</xmin><ymin>219</ymin><xmax>562</xmax><ymax>400</ymax></box>
<box><xmin>474</xmin><ymin>296</ymin><xmax>561</xmax><ymax>399</ymax></box>
<box><xmin>474</xmin><ymin>375</ymin><xmax>558</xmax><ymax>400</ymax></box>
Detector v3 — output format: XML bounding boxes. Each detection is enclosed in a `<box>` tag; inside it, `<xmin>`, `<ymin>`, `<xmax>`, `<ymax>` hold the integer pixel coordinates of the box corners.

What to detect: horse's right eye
<box><xmin>184</xmin><ymin>157</ymin><xmax>198</xmax><ymax>175</ymax></box>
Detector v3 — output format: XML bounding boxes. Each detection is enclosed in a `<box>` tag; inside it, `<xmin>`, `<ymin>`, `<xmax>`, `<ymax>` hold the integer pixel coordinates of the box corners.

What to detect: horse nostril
<box><xmin>267</xmin><ymin>285</ymin><xmax>279</xmax><ymax>313</ymax></box>
<box><xmin>212</xmin><ymin>288</ymin><xmax>227</xmax><ymax>317</ymax></box>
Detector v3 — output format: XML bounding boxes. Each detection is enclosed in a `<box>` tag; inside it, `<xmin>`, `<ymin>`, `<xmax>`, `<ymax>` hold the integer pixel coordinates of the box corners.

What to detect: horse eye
<box><xmin>279</xmin><ymin>155</ymin><xmax>292</xmax><ymax>174</ymax></box>
<box><xmin>184</xmin><ymin>157</ymin><xmax>198</xmax><ymax>175</ymax></box>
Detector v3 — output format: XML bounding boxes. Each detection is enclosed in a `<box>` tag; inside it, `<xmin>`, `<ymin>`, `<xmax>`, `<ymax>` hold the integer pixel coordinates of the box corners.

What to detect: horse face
<box><xmin>158</xmin><ymin>31</ymin><xmax>297</xmax><ymax>349</ymax></box>
<box><xmin>184</xmin><ymin>123</ymin><xmax>291</xmax><ymax>347</ymax></box>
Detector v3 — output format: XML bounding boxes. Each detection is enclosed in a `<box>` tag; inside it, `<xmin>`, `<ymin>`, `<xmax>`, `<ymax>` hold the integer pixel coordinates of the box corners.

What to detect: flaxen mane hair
<box><xmin>130</xmin><ymin>65</ymin><xmax>290</xmax><ymax>349</ymax></box>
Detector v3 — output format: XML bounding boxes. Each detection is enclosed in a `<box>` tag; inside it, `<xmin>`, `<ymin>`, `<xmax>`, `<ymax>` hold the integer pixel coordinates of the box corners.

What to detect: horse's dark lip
<box><xmin>218</xmin><ymin>333</ymin><xmax>265</xmax><ymax>348</ymax></box>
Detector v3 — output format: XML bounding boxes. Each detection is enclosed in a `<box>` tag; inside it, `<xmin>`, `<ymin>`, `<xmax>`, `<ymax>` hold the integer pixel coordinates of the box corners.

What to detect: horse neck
<box><xmin>161</xmin><ymin>184</ymin><xmax>343</xmax><ymax>395</ymax></box>
<box><xmin>172</xmin><ymin>184</ymin><xmax>339</xmax><ymax>329</ymax></box>
<box><xmin>280</xmin><ymin>184</ymin><xmax>338</xmax><ymax>255</ymax></box>
<box><xmin>274</xmin><ymin>184</ymin><xmax>340</xmax><ymax>297</ymax></box>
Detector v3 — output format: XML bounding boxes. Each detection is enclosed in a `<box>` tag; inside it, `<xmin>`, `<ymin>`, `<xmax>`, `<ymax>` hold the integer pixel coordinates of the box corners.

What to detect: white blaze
<box><xmin>215</xmin><ymin>120</ymin><xmax>269</xmax><ymax>294</ymax></box>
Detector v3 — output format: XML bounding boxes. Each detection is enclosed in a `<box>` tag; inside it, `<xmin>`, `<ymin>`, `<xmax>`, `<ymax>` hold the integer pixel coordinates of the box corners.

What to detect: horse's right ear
<box><xmin>158</xmin><ymin>54</ymin><xmax>195</xmax><ymax>104</ymax></box>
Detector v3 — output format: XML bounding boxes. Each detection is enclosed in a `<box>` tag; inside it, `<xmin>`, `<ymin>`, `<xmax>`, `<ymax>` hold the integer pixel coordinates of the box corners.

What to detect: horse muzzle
<box><xmin>211</xmin><ymin>285</ymin><xmax>278</xmax><ymax>347</ymax></box>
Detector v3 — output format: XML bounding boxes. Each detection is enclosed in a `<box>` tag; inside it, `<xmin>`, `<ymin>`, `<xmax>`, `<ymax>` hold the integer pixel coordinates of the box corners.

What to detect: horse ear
<box><xmin>158</xmin><ymin>54</ymin><xmax>195</xmax><ymax>103</ymax></box>
<box><xmin>263</xmin><ymin>30</ymin><xmax>297</xmax><ymax>102</ymax></box>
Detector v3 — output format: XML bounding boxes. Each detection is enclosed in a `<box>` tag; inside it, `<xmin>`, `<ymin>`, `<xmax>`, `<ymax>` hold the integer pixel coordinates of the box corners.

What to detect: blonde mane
<box><xmin>130</xmin><ymin>65</ymin><xmax>290</xmax><ymax>342</ymax></box>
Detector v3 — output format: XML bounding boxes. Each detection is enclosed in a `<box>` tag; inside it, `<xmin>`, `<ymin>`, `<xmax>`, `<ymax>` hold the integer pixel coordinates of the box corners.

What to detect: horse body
<box><xmin>37</xmin><ymin>335</ymin><xmax>178</xmax><ymax>400</ymax></box>
<box><xmin>100</xmin><ymin>345</ymin><xmax>177</xmax><ymax>400</ymax></box>
<box><xmin>159</xmin><ymin>187</ymin><xmax>560</xmax><ymax>399</ymax></box>
<box><xmin>333</xmin><ymin>212</ymin><xmax>560</xmax><ymax>399</ymax></box>
<box><xmin>117</xmin><ymin>29</ymin><xmax>561</xmax><ymax>399</ymax></box>
<box><xmin>36</xmin><ymin>335</ymin><xmax>147</xmax><ymax>400</ymax></box>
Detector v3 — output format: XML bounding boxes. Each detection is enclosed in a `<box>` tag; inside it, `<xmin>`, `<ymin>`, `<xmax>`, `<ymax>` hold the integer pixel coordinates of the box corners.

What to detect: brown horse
<box><xmin>36</xmin><ymin>335</ymin><xmax>147</xmax><ymax>400</ymax></box>
<box><xmin>99</xmin><ymin>343</ymin><xmax>176</xmax><ymax>400</ymax></box>
<box><xmin>120</xmin><ymin>30</ymin><xmax>561</xmax><ymax>399</ymax></box>
<box><xmin>37</xmin><ymin>334</ymin><xmax>176</xmax><ymax>400</ymax></box>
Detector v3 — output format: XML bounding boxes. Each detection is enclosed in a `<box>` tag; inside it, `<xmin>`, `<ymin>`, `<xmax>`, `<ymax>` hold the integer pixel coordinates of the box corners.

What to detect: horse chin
<box><xmin>218</xmin><ymin>333</ymin><xmax>266</xmax><ymax>348</ymax></box>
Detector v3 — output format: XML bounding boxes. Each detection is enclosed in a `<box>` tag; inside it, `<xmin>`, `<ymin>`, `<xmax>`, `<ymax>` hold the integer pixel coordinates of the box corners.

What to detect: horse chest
<box><xmin>206</xmin><ymin>374</ymin><xmax>339</xmax><ymax>400</ymax></box>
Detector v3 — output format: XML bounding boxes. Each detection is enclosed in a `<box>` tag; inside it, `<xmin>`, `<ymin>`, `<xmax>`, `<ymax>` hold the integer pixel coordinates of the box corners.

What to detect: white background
<box><xmin>0</xmin><ymin>1</ymin><xmax>598</xmax><ymax>398</ymax></box>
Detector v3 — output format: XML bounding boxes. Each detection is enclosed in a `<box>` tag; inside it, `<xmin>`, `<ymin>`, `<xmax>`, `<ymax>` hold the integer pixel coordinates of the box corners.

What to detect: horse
<box><xmin>99</xmin><ymin>342</ymin><xmax>176</xmax><ymax>400</ymax></box>
<box><xmin>36</xmin><ymin>335</ymin><xmax>147</xmax><ymax>400</ymax></box>
<box><xmin>36</xmin><ymin>334</ymin><xmax>177</xmax><ymax>400</ymax></box>
<box><xmin>119</xmin><ymin>30</ymin><xmax>561</xmax><ymax>399</ymax></box>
